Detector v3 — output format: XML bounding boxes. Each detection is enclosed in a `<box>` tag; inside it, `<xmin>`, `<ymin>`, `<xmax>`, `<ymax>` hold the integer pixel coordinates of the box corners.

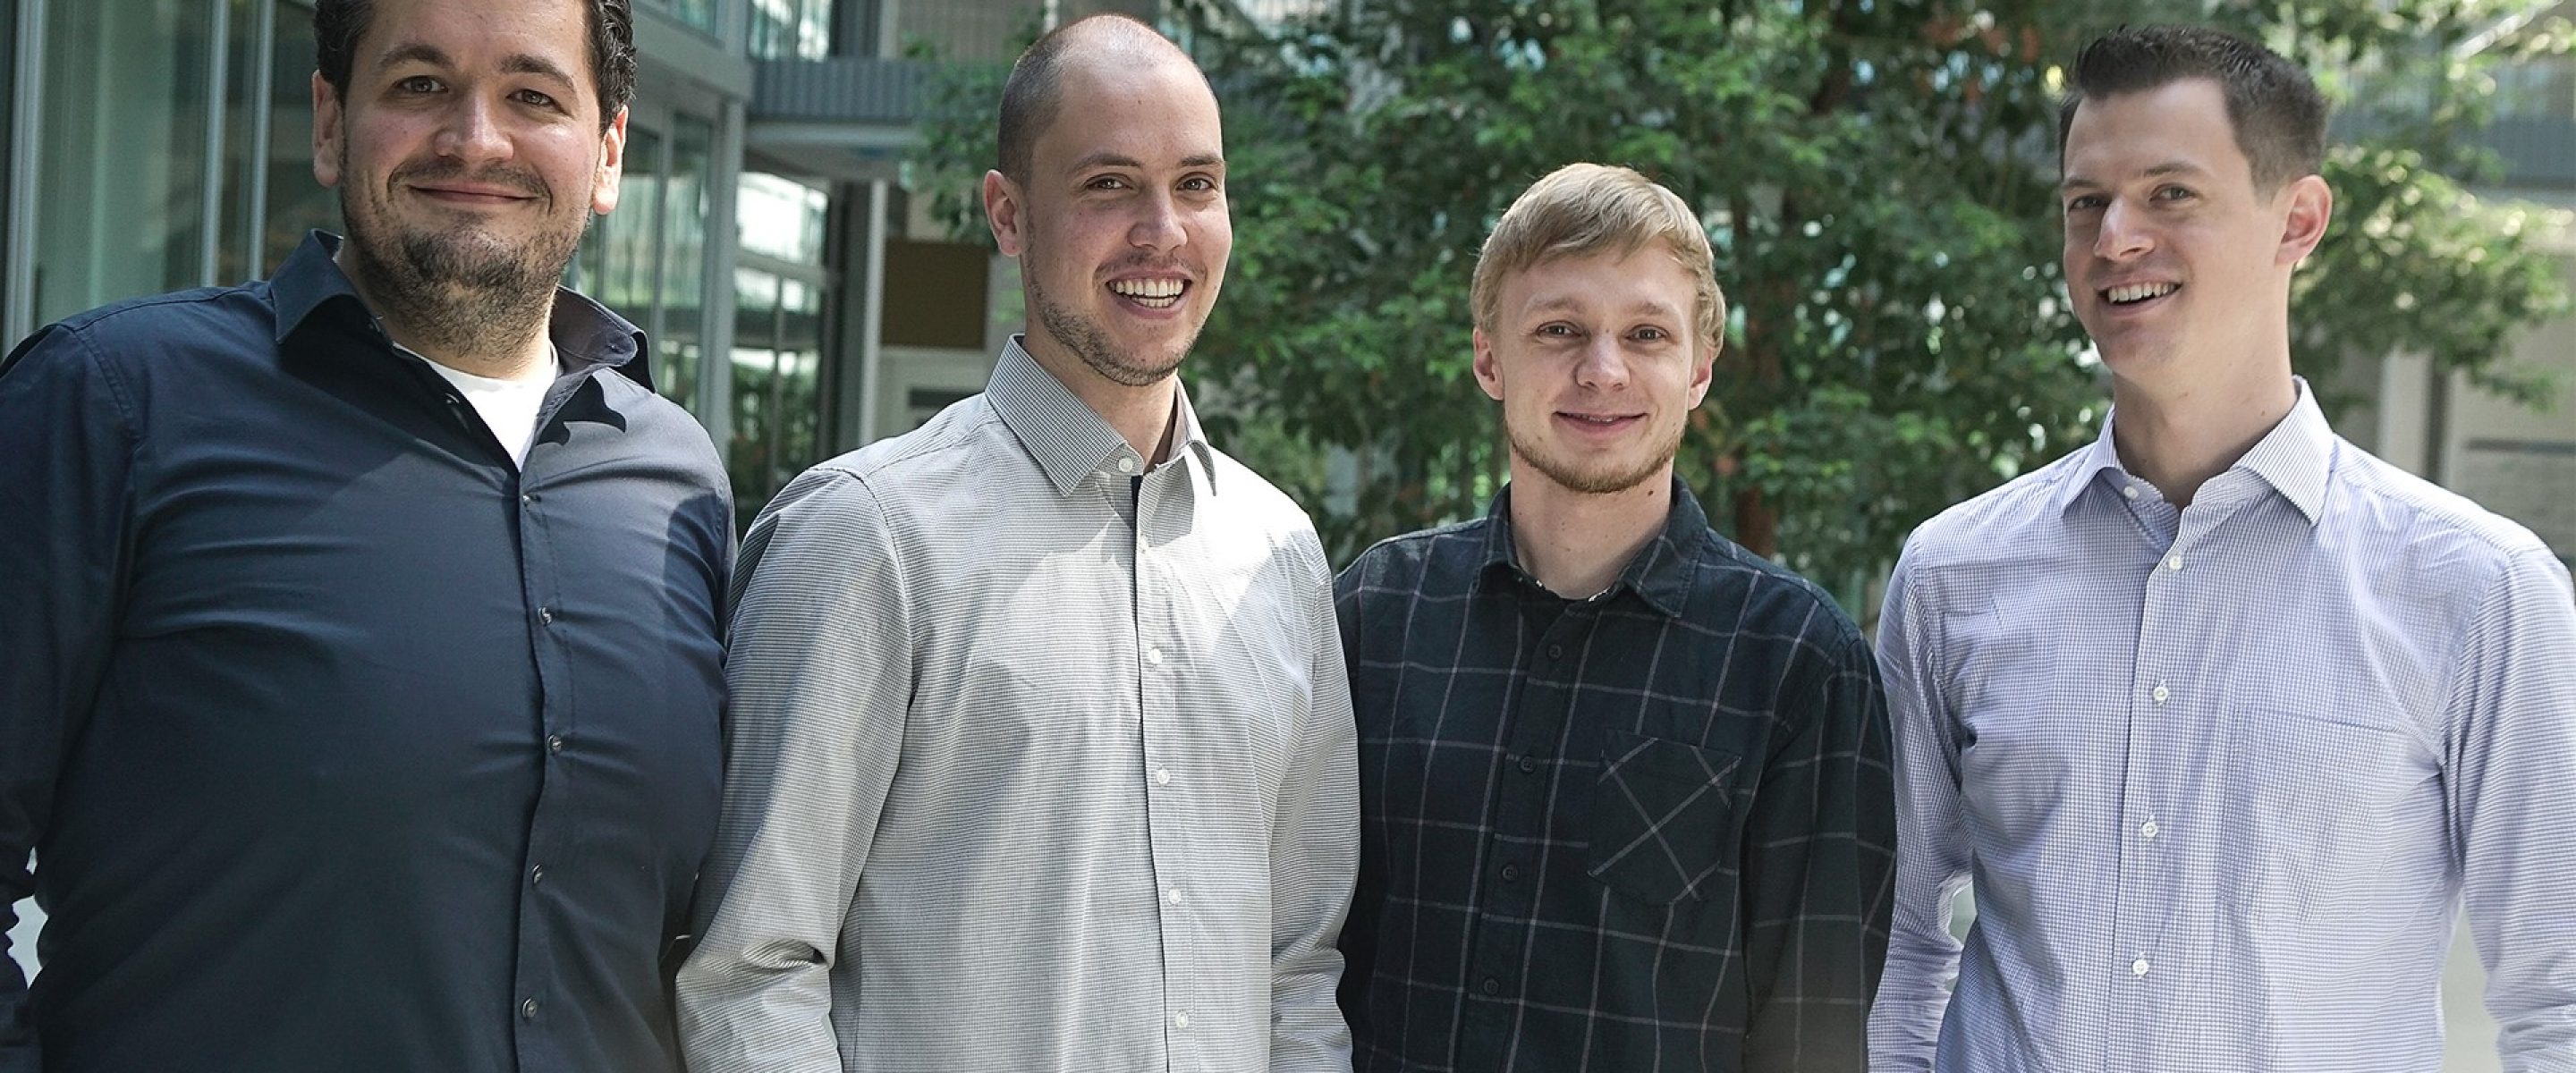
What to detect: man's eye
<box><xmin>514</xmin><ymin>89</ymin><xmax>558</xmax><ymax>108</ymax></box>
<box><xmin>397</xmin><ymin>76</ymin><xmax>441</xmax><ymax>94</ymax></box>
<box><xmin>1086</xmin><ymin>176</ymin><xmax>1129</xmax><ymax>191</ymax></box>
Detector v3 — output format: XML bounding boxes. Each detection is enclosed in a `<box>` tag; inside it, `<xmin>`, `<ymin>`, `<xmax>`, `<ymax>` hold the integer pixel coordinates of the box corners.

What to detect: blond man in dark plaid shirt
<box><xmin>1334</xmin><ymin>163</ymin><xmax>1895</xmax><ymax>1072</ymax></box>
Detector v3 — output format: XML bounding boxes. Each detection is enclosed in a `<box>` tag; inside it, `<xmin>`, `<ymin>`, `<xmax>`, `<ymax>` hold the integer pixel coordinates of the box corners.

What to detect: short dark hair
<box><xmin>997</xmin><ymin>14</ymin><xmax>1195</xmax><ymax>182</ymax></box>
<box><xmin>2059</xmin><ymin>25</ymin><xmax>2327</xmax><ymax>191</ymax></box>
<box><xmin>315</xmin><ymin>0</ymin><xmax>637</xmax><ymax>132</ymax></box>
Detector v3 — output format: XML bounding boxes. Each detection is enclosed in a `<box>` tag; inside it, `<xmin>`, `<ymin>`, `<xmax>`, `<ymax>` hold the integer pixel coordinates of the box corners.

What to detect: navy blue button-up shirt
<box><xmin>0</xmin><ymin>232</ymin><xmax>732</xmax><ymax>1073</ymax></box>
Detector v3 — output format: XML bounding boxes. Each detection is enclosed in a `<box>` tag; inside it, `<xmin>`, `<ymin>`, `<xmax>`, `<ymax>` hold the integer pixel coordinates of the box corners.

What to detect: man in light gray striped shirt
<box><xmin>675</xmin><ymin>15</ymin><xmax>1360</xmax><ymax>1072</ymax></box>
<box><xmin>1869</xmin><ymin>26</ymin><xmax>2576</xmax><ymax>1072</ymax></box>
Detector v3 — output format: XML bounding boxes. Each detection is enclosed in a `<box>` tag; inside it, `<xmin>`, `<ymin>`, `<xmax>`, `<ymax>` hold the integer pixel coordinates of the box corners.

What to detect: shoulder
<box><xmin>1901</xmin><ymin>447</ymin><xmax>2096</xmax><ymax>573</ymax></box>
<box><xmin>2333</xmin><ymin>441</ymin><xmax>2557</xmax><ymax>578</ymax></box>
<box><xmin>1686</xmin><ymin>528</ymin><xmax>1869</xmax><ymax>662</ymax></box>
<box><xmin>1335</xmin><ymin>515</ymin><xmax>1492</xmax><ymax>602</ymax></box>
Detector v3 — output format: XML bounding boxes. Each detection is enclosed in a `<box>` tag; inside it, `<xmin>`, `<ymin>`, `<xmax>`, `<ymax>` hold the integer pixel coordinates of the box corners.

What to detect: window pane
<box><xmin>262</xmin><ymin>1</ymin><xmax>336</xmax><ymax>275</ymax></box>
<box><xmin>659</xmin><ymin>116</ymin><xmax>714</xmax><ymax>411</ymax></box>
<box><xmin>37</xmin><ymin>0</ymin><xmax>216</xmax><ymax>322</ymax></box>
<box><xmin>737</xmin><ymin>172</ymin><xmax>827</xmax><ymax>264</ymax></box>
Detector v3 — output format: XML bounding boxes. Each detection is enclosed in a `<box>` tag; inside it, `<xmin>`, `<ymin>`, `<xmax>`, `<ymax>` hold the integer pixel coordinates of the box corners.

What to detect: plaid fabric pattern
<box><xmin>1334</xmin><ymin>480</ymin><xmax>1896</xmax><ymax>1072</ymax></box>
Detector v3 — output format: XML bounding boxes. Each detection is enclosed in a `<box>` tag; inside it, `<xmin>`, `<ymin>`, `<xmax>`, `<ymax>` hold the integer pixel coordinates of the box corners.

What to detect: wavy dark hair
<box><xmin>314</xmin><ymin>0</ymin><xmax>636</xmax><ymax>131</ymax></box>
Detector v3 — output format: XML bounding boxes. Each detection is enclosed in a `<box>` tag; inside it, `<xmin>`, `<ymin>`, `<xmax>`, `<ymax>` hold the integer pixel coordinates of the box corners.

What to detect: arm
<box><xmin>1270</xmin><ymin>534</ymin><xmax>1360</xmax><ymax>1071</ymax></box>
<box><xmin>0</xmin><ymin>327</ymin><xmax>136</xmax><ymax>1073</ymax></box>
<box><xmin>1864</xmin><ymin>553</ymin><xmax>1976</xmax><ymax>1071</ymax></box>
<box><xmin>1329</xmin><ymin>562</ymin><xmax>1382</xmax><ymax>1045</ymax></box>
<box><xmin>1739</xmin><ymin>625</ymin><xmax>1896</xmax><ymax>1073</ymax></box>
<box><xmin>2445</xmin><ymin>547</ymin><xmax>2576</xmax><ymax>1072</ymax></box>
<box><xmin>674</xmin><ymin>469</ymin><xmax>912</xmax><ymax>1072</ymax></box>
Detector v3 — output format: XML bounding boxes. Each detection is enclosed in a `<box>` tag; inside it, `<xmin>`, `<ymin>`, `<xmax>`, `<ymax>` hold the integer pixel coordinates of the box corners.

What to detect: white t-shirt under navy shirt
<box><xmin>419</xmin><ymin>347</ymin><xmax>559</xmax><ymax>468</ymax></box>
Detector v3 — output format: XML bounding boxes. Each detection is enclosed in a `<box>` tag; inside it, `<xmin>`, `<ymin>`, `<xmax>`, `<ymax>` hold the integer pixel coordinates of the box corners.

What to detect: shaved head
<box><xmin>996</xmin><ymin>14</ymin><xmax>1207</xmax><ymax>183</ymax></box>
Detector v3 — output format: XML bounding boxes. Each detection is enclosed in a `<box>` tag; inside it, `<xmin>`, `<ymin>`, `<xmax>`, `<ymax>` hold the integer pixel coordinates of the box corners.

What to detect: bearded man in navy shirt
<box><xmin>0</xmin><ymin>1</ymin><xmax>730</xmax><ymax>1070</ymax></box>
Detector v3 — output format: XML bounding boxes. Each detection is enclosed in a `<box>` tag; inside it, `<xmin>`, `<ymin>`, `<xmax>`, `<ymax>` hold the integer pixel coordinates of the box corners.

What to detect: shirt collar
<box><xmin>2055</xmin><ymin>376</ymin><xmax>2333</xmax><ymax>526</ymax></box>
<box><xmin>987</xmin><ymin>334</ymin><xmax>1215</xmax><ymax>497</ymax></box>
<box><xmin>270</xmin><ymin>230</ymin><xmax>653</xmax><ymax>391</ymax></box>
<box><xmin>1478</xmin><ymin>476</ymin><xmax>1707</xmax><ymax>619</ymax></box>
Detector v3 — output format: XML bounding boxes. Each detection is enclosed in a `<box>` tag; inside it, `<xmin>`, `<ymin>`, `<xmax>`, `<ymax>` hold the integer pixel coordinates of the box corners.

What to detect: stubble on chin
<box><xmin>337</xmin><ymin>173</ymin><xmax>587</xmax><ymax>360</ymax></box>
<box><xmin>1505</xmin><ymin>419</ymin><xmax>1679</xmax><ymax>496</ymax></box>
<box><xmin>1030</xmin><ymin>275</ymin><xmax>1195</xmax><ymax>388</ymax></box>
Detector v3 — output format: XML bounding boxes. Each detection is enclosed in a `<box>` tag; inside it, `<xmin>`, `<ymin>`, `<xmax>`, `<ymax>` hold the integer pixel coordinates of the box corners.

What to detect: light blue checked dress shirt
<box><xmin>1869</xmin><ymin>381</ymin><xmax>2576</xmax><ymax>1072</ymax></box>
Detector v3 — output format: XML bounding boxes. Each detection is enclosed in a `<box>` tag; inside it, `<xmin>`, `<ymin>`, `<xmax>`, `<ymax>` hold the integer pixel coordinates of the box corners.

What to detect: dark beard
<box><xmin>338</xmin><ymin>169</ymin><xmax>589</xmax><ymax>360</ymax></box>
<box><xmin>1030</xmin><ymin>271</ymin><xmax>1191</xmax><ymax>388</ymax></box>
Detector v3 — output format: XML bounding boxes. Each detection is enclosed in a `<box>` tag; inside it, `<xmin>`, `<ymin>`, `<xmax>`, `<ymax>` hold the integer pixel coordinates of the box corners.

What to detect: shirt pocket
<box><xmin>2224</xmin><ymin>705</ymin><xmax>2429</xmax><ymax>924</ymax></box>
<box><xmin>1585</xmin><ymin>728</ymin><xmax>1744</xmax><ymax>905</ymax></box>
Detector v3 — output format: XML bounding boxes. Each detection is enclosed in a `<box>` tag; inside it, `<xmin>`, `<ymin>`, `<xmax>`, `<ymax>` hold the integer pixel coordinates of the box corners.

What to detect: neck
<box><xmin>1021</xmin><ymin>335</ymin><xmax>1182</xmax><ymax>462</ymax></box>
<box><xmin>335</xmin><ymin>245</ymin><xmax>556</xmax><ymax>382</ymax></box>
<box><xmin>1506</xmin><ymin>464</ymin><xmax>1674</xmax><ymax>599</ymax></box>
<box><xmin>2109</xmin><ymin>363</ymin><xmax>2298</xmax><ymax>509</ymax></box>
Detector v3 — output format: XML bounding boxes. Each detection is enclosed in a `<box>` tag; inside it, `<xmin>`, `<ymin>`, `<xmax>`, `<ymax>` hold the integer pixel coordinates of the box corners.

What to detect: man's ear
<box><xmin>2276</xmin><ymin>173</ymin><xmax>2332</xmax><ymax>268</ymax></box>
<box><xmin>312</xmin><ymin>72</ymin><xmax>345</xmax><ymax>189</ymax></box>
<box><xmin>984</xmin><ymin>170</ymin><xmax>1026</xmax><ymax>257</ymax></box>
<box><xmin>1472</xmin><ymin>326</ymin><xmax>1505</xmax><ymax>402</ymax></box>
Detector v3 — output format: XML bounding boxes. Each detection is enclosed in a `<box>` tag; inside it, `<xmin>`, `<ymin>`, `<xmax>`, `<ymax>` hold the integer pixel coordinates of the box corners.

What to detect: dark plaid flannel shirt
<box><xmin>1333</xmin><ymin>480</ymin><xmax>1895</xmax><ymax>1072</ymax></box>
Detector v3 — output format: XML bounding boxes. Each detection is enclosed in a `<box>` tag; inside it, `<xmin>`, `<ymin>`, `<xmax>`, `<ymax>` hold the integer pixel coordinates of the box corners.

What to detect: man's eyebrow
<box><xmin>375</xmin><ymin>43</ymin><xmax>578</xmax><ymax>87</ymax></box>
<box><xmin>2060</xmin><ymin>161</ymin><xmax>2210</xmax><ymax>192</ymax></box>
<box><xmin>1063</xmin><ymin>152</ymin><xmax>1227</xmax><ymax>175</ymax></box>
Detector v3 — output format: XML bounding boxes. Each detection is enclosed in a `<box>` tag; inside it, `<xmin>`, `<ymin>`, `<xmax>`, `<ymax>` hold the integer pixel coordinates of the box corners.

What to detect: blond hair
<box><xmin>1470</xmin><ymin>164</ymin><xmax>1725</xmax><ymax>354</ymax></box>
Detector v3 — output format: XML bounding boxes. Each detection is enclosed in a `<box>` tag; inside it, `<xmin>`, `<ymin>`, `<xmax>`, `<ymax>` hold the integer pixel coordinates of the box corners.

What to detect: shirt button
<box><xmin>2140</xmin><ymin>821</ymin><xmax>2161</xmax><ymax>840</ymax></box>
<box><xmin>1517</xmin><ymin>755</ymin><xmax>1538</xmax><ymax>773</ymax></box>
<box><xmin>1116</xmin><ymin>456</ymin><xmax>1137</xmax><ymax>474</ymax></box>
<box><xmin>530</xmin><ymin>865</ymin><xmax>546</xmax><ymax>885</ymax></box>
<box><xmin>1165</xmin><ymin>887</ymin><xmax>1183</xmax><ymax>905</ymax></box>
<box><xmin>1480</xmin><ymin>977</ymin><xmax>1502</xmax><ymax>996</ymax></box>
<box><xmin>521</xmin><ymin>997</ymin><xmax>540</xmax><ymax>1019</ymax></box>
<box><xmin>1499</xmin><ymin>863</ymin><xmax>1520</xmax><ymax>882</ymax></box>
<box><xmin>2131</xmin><ymin>958</ymin><xmax>2151</xmax><ymax>977</ymax></box>
<box><xmin>2165</xmin><ymin>554</ymin><xmax>2183</xmax><ymax>572</ymax></box>
<box><xmin>546</xmin><ymin>734</ymin><xmax>566</xmax><ymax>754</ymax></box>
<box><xmin>1154</xmin><ymin>767</ymin><xmax>1172</xmax><ymax>786</ymax></box>
<box><xmin>1145</xmin><ymin>646</ymin><xmax>1164</xmax><ymax>665</ymax></box>
<box><xmin>1171</xmin><ymin>1012</ymin><xmax>1189</xmax><ymax>1029</ymax></box>
<box><xmin>2151</xmin><ymin>684</ymin><xmax>2170</xmax><ymax>704</ymax></box>
<box><xmin>1546</xmin><ymin>643</ymin><xmax>1564</xmax><ymax>660</ymax></box>
<box><xmin>2123</xmin><ymin>484</ymin><xmax>2141</xmax><ymax>500</ymax></box>
<box><xmin>537</xmin><ymin>607</ymin><xmax>555</xmax><ymax>625</ymax></box>
<box><xmin>520</xmin><ymin>493</ymin><xmax>536</xmax><ymax>506</ymax></box>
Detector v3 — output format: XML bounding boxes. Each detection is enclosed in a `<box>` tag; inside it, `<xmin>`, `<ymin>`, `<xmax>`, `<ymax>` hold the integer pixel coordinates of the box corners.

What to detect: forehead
<box><xmin>1030</xmin><ymin>55</ymin><xmax>1222</xmax><ymax>170</ymax></box>
<box><xmin>1502</xmin><ymin>247</ymin><xmax>1695</xmax><ymax>315</ymax></box>
<box><xmin>356</xmin><ymin>0</ymin><xmax>591</xmax><ymax>75</ymax></box>
<box><xmin>2063</xmin><ymin>79</ymin><xmax>2248</xmax><ymax>181</ymax></box>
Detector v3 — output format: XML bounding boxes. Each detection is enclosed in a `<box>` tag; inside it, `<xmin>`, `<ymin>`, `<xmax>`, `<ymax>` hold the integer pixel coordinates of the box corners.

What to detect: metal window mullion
<box><xmin>243</xmin><ymin>0</ymin><xmax>276</xmax><ymax>277</ymax></box>
<box><xmin>6</xmin><ymin>0</ymin><xmax>51</xmax><ymax>342</ymax></box>
<box><xmin>199</xmin><ymin>0</ymin><xmax>233</xmax><ymax>286</ymax></box>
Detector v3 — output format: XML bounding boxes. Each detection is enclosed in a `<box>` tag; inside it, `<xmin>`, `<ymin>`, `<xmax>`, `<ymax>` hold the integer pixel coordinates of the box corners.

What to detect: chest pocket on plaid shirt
<box><xmin>1586</xmin><ymin>729</ymin><xmax>1744</xmax><ymax>904</ymax></box>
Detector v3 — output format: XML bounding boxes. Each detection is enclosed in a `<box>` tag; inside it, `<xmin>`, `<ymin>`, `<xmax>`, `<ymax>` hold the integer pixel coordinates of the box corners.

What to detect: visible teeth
<box><xmin>1110</xmin><ymin>278</ymin><xmax>1184</xmax><ymax>299</ymax></box>
<box><xmin>2107</xmin><ymin>283</ymin><xmax>2176</xmax><ymax>304</ymax></box>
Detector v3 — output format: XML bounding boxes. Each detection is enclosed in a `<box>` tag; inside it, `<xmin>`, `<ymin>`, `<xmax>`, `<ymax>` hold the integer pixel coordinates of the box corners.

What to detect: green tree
<box><xmin>916</xmin><ymin>0</ymin><xmax>2570</xmax><ymax>602</ymax></box>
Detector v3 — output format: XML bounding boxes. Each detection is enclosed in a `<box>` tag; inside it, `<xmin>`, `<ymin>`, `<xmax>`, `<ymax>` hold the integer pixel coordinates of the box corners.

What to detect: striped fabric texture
<box><xmin>1869</xmin><ymin>381</ymin><xmax>2576</xmax><ymax>1072</ymax></box>
<box><xmin>675</xmin><ymin>339</ymin><xmax>1360</xmax><ymax>1072</ymax></box>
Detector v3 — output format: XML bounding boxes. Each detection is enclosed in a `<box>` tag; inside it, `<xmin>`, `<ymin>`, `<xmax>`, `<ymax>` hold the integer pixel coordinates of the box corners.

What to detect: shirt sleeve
<box><xmin>674</xmin><ymin>469</ymin><xmax>912</xmax><ymax>1072</ymax></box>
<box><xmin>1865</xmin><ymin>547</ymin><xmax>1976</xmax><ymax>1070</ymax></box>
<box><xmin>0</xmin><ymin>326</ymin><xmax>136</xmax><ymax>1073</ymax></box>
<box><xmin>1738</xmin><ymin>621</ymin><xmax>1897</xmax><ymax>1072</ymax></box>
<box><xmin>2444</xmin><ymin>546</ymin><xmax>2576</xmax><ymax>1071</ymax></box>
<box><xmin>1269</xmin><ymin>535</ymin><xmax>1360</xmax><ymax>1071</ymax></box>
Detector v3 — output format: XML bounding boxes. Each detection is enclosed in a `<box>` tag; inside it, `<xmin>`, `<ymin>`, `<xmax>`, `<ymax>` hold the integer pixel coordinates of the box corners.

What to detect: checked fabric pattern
<box><xmin>1334</xmin><ymin>479</ymin><xmax>1895</xmax><ymax>1073</ymax></box>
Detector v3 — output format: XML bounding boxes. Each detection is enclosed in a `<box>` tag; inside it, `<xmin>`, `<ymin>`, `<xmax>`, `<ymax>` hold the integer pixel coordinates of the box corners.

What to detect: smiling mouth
<box><xmin>1108</xmin><ymin>278</ymin><xmax>1187</xmax><ymax>310</ymax></box>
<box><xmin>2104</xmin><ymin>282</ymin><xmax>2178</xmax><ymax>306</ymax></box>
<box><xmin>1560</xmin><ymin>412</ymin><xmax>1642</xmax><ymax>429</ymax></box>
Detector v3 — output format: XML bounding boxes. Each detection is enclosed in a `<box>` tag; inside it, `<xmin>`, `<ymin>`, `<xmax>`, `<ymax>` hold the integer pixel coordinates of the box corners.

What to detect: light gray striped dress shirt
<box><xmin>676</xmin><ymin>339</ymin><xmax>1360</xmax><ymax>1072</ymax></box>
<box><xmin>1869</xmin><ymin>381</ymin><xmax>2576</xmax><ymax>1072</ymax></box>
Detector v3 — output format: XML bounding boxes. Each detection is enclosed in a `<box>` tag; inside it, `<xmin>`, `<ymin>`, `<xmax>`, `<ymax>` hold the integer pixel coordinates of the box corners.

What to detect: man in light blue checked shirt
<box><xmin>1869</xmin><ymin>25</ymin><xmax>2576</xmax><ymax>1073</ymax></box>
